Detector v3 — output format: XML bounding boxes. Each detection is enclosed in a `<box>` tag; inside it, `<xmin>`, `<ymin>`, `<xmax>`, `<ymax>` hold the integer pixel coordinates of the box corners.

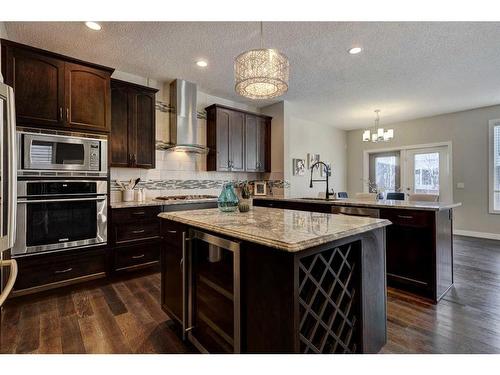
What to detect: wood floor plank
<box><xmin>72</xmin><ymin>288</ymin><xmax>94</xmax><ymax>319</ymax></box>
<box><xmin>60</xmin><ymin>315</ymin><xmax>86</xmax><ymax>354</ymax></box>
<box><xmin>78</xmin><ymin>315</ymin><xmax>110</xmax><ymax>354</ymax></box>
<box><xmin>15</xmin><ymin>302</ymin><xmax>41</xmax><ymax>353</ymax></box>
<box><xmin>101</xmin><ymin>284</ymin><xmax>128</xmax><ymax>316</ymax></box>
<box><xmin>38</xmin><ymin>297</ymin><xmax>62</xmax><ymax>354</ymax></box>
<box><xmin>0</xmin><ymin>301</ymin><xmax>22</xmax><ymax>353</ymax></box>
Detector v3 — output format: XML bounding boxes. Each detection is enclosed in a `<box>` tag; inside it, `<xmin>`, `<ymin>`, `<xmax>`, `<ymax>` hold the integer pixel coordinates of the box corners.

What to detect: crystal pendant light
<box><xmin>234</xmin><ymin>22</ymin><xmax>289</xmax><ymax>99</ymax></box>
<box><xmin>362</xmin><ymin>110</ymin><xmax>394</xmax><ymax>143</ymax></box>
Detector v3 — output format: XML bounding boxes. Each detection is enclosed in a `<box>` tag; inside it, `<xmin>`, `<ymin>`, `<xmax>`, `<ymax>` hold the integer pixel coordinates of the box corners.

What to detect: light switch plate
<box><xmin>457</xmin><ymin>182</ymin><xmax>465</xmax><ymax>189</ymax></box>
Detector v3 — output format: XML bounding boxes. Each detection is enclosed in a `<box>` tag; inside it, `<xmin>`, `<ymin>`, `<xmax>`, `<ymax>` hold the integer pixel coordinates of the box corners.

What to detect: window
<box><xmin>490</xmin><ymin>121</ymin><xmax>500</xmax><ymax>213</ymax></box>
<box><xmin>369</xmin><ymin>151</ymin><xmax>400</xmax><ymax>193</ymax></box>
<box><xmin>413</xmin><ymin>152</ymin><xmax>440</xmax><ymax>195</ymax></box>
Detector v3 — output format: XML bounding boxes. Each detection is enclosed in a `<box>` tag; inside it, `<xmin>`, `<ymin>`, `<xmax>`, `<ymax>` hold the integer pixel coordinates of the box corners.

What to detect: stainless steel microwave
<box><xmin>17</xmin><ymin>129</ymin><xmax>108</xmax><ymax>177</ymax></box>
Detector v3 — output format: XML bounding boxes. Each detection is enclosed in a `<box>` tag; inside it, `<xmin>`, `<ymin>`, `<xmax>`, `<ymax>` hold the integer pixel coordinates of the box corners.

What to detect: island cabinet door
<box><xmin>160</xmin><ymin>220</ymin><xmax>187</xmax><ymax>324</ymax></box>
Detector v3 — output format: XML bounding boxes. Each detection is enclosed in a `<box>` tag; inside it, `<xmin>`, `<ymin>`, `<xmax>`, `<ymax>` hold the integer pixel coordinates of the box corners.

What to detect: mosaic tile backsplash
<box><xmin>110</xmin><ymin>175</ymin><xmax>289</xmax><ymax>202</ymax></box>
<box><xmin>111</xmin><ymin>179</ymin><xmax>290</xmax><ymax>192</ymax></box>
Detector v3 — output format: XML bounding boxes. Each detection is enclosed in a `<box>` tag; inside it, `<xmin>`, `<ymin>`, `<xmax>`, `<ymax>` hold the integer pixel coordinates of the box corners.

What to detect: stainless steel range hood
<box><xmin>160</xmin><ymin>79</ymin><xmax>208</xmax><ymax>154</ymax></box>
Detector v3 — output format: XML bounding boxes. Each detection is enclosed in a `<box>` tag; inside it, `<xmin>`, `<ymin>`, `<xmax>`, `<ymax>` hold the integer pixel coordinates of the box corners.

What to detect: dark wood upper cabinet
<box><xmin>245</xmin><ymin>115</ymin><xmax>258</xmax><ymax>172</ymax></box>
<box><xmin>110</xmin><ymin>80</ymin><xmax>130</xmax><ymax>167</ymax></box>
<box><xmin>5</xmin><ymin>47</ymin><xmax>65</xmax><ymax>127</ymax></box>
<box><xmin>110</xmin><ymin>79</ymin><xmax>158</xmax><ymax>169</ymax></box>
<box><xmin>245</xmin><ymin>115</ymin><xmax>270</xmax><ymax>172</ymax></box>
<box><xmin>214</xmin><ymin>107</ymin><xmax>231</xmax><ymax>171</ymax></box>
<box><xmin>206</xmin><ymin>104</ymin><xmax>271</xmax><ymax>172</ymax></box>
<box><xmin>1</xmin><ymin>39</ymin><xmax>113</xmax><ymax>133</ymax></box>
<box><xmin>65</xmin><ymin>62</ymin><xmax>111</xmax><ymax>132</ymax></box>
<box><xmin>132</xmin><ymin>90</ymin><xmax>156</xmax><ymax>168</ymax></box>
<box><xmin>229</xmin><ymin>110</ymin><xmax>245</xmax><ymax>172</ymax></box>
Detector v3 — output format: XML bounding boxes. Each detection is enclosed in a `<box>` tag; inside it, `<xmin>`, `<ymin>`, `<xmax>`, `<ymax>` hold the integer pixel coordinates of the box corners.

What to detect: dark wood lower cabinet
<box><xmin>160</xmin><ymin>220</ymin><xmax>187</xmax><ymax>324</ymax></box>
<box><xmin>253</xmin><ymin>198</ymin><xmax>454</xmax><ymax>303</ymax></box>
<box><xmin>12</xmin><ymin>245</ymin><xmax>107</xmax><ymax>296</ymax></box>
<box><xmin>109</xmin><ymin>206</ymin><xmax>162</xmax><ymax>273</ymax></box>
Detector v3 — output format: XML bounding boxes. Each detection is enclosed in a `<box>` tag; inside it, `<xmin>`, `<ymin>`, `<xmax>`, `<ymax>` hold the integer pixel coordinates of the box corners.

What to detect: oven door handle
<box><xmin>17</xmin><ymin>196</ymin><xmax>107</xmax><ymax>204</ymax></box>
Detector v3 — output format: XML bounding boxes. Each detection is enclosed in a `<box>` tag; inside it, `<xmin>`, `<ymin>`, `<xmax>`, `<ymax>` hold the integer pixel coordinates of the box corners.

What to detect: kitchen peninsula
<box><xmin>159</xmin><ymin>207</ymin><xmax>390</xmax><ymax>353</ymax></box>
<box><xmin>254</xmin><ymin>197</ymin><xmax>462</xmax><ymax>302</ymax></box>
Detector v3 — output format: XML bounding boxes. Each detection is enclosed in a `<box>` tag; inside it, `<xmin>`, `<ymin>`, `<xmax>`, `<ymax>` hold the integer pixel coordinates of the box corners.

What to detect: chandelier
<box><xmin>234</xmin><ymin>22</ymin><xmax>289</xmax><ymax>99</ymax></box>
<box><xmin>362</xmin><ymin>110</ymin><xmax>394</xmax><ymax>142</ymax></box>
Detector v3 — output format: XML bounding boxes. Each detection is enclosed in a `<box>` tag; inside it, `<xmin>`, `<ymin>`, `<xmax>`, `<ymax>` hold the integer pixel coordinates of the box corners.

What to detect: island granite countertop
<box><xmin>254</xmin><ymin>196</ymin><xmax>462</xmax><ymax>211</ymax></box>
<box><xmin>159</xmin><ymin>206</ymin><xmax>390</xmax><ymax>252</ymax></box>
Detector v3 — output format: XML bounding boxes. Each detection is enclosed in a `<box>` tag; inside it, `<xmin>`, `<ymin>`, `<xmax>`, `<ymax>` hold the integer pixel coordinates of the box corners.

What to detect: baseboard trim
<box><xmin>454</xmin><ymin>229</ymin><xmax>500</xmax><ymax>241</ymax></box>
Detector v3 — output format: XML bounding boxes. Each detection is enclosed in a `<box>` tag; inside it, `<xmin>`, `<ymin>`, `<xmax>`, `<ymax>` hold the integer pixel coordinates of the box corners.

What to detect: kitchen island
<box><xmin>159</xmin><ymin>207</ymin><xmax>390</xmax><ymax>354</ymax></box>
<box><xmin>254</xmin><ymin>197</ymin><xmax>462</xmax><ymax>302</ymax></box>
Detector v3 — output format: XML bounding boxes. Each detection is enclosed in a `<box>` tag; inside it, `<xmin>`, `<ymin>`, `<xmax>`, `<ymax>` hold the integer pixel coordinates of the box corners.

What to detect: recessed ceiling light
<box><xmin>85</xmin><ymin>22</ymin><xmax>102</xmax><ymax>31</ymax></box>
<box><xmin>196</xmin><ymin>60</ymin><xmax>208</xmax><ymax>67</ymax></box>
<box><xmin>348</xmin><ymin>47</ymin><xmax>363</xmax><ymax>55</ymax></box>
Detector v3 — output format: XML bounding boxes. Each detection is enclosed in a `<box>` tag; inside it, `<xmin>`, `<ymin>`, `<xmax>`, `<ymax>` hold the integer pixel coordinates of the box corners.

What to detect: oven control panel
<box><xmin>89</xmin><ymin>142</ymin><xmax>100</xmax><ymax>170</ymax></box>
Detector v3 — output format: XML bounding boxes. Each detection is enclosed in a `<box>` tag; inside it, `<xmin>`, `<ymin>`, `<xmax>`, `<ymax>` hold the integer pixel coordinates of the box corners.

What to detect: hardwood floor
<box><xmin>381</xmin><ymin>235</ymin><xmax>500</xmax><ymax>353</ymax></box>
<box><xmin>0</xmin><ymin>269</ymin><xmax>194</xmax><ymax>354</ymax></box>
<box><xmin>1</xmin><ymin>235</ymin><xmax>500</xmax><ymax>354</ymax></box>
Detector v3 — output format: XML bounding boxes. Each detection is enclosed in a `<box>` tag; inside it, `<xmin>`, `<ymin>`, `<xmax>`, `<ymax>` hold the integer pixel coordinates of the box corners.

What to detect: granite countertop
<box><xmin>159</xmin><ymin>207</ymin><xmax>390</xmax><ymax>252</ymax></box>
<box><xmin>110</xmin><ymin>198</ymin><xmax>217</xmax><ymax>209</ymax></box>
<box><xmin>254</xmin><ymin>196</ymin><xmax>462</xmax><ymax>211</ymax></box>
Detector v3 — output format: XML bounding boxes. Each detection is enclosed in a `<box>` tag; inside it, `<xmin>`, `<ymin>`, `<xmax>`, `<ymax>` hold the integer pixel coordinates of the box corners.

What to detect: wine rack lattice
<box><xmin>298</xmin><ymin>242</ymin><xmax>361</xmax><ymax>353</ymax></box>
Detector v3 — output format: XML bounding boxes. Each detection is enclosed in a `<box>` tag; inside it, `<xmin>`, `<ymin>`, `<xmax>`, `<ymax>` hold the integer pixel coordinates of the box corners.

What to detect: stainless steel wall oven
<box><xmin>13</xmin><ymin>180</ymin><xmax>107</xmax><ymax>257</ymax></box>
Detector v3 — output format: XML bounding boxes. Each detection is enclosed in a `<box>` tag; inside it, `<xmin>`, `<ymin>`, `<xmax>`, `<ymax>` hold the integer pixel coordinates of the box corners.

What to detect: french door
<box><xmin>405</xmin><ymin>146</ymin><xmax>451</xmax><ymax>202</ymax></box>
<box><xmin>366</xmin><ymin>144</ymin><xmax>452</xmax><ymax>202</ymax></box>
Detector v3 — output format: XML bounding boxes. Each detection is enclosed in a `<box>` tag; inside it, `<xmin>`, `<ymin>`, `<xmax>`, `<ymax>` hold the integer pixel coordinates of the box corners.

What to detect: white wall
<box><xmin>346</xmin><ymin>104</ymin><xmax>500</xmax><ymax>236</ymax></box>
<box><xmin>286</xmin><ymin>116</ymin><xmax>347</xmax><ymax>198</ymax></box>
<box><xmin>0</xmin><ymin>22</ymin><xmax>8</xmax><ymax>81</ymax></box>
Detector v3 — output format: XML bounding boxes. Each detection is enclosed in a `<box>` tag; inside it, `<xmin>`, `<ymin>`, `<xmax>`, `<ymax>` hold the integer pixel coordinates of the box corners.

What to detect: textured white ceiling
<box><xmin>4</xmin><ymin>21</ymin><xmax>500</xmax><ymax>130</ymax></box>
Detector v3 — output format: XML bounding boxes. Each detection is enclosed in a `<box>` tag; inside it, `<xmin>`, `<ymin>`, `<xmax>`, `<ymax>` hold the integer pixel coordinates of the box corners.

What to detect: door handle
<box><xmin>66</xmin><ymin>108</ymin><xmax>69</xmax><ymax>122</ymax></box>
<box><xmin>59</xmin><ymin>107</ymin><xmax>63</xmax><ymax>120</ymax></box>
<box><xmin>167</xmin><ymin>230</ymin><xmax>177</xmax><ymax>234</ymax></box>
<box><xmin>132</xmin><ymin>229</ymin><xmax>145</xmax><ymax>234</ymax></box>
<box><xmin>397</xmin><ymin>215</ymin><xmax>413</xmax><ymax>219</ymax></box>
<box><xmin>131</xmin><ymin>254</ymin><xmax>145</xmax><ymax>259</ymax></box>
<box><xmin>54</xmin><ymin>267</ymin><xmax>73</xmax><ymax>274</ymax></box>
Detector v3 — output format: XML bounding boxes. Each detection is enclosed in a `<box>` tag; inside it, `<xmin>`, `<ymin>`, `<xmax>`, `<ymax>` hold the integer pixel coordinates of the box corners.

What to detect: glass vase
<box><xmin>218</xmin><ymin>183</ymin><xmax>239</xmax><ymax>212</ymax></box>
